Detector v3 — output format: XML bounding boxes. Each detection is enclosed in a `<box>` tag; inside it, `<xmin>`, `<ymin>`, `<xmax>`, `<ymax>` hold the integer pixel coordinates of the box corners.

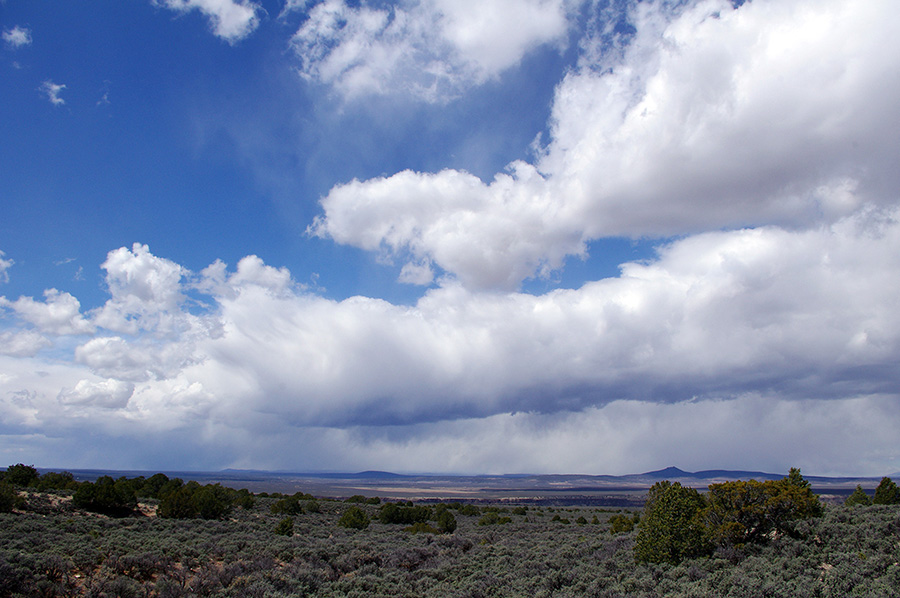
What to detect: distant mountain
<box><xmin>218</xmin><ymin>469</ymin><xmax>411</xmax><ymax>479</ymax></box>
<box><xmin>640</xmin><ymin>466</ymin><xmax>691</xmax><ymax>478</ymax></box>
<box><xmin>40</xmin><ymin>466</ymin><xmax>888</xmax><ymax>498</ymax></box>
<box><xmin>637</xmin><ymin>466</ymin><xmax>782</xmax><ymax>481</ymax></box>
<box><xmin>348</xmin><ymin>470</ymin><xmax>411</xmax><ymax>479</ymax></box>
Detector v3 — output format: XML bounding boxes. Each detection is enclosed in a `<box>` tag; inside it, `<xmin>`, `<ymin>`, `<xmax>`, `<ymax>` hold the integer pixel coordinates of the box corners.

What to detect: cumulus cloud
<box><xmin>58</xmin><ymin>379</ymin><xmax>135</xmax><ymax>409</ymax></box>
<box><xmin>235</xmin><ymin>210</ymin><xmax>900</xmax><ymax>428</ymax></box>
<box><xmin>4</xmin><ymin>0</ymin><xmax>900</xmax><ymax>475</ymax></box>
<box><xmin>92</xmin><ymin>243</ymin><xmax>188</xmax><ymax>335</ymax></box>
<box><xmin>2</xmin><ymin>26</ymin><xmax>32</xmax><ymax>48</ymax></box>
<box><xmin>312</xmin><ymin>0</ymin><xmax>900</xmax><ymax>289</ymax></box>
<box><xmin>157</xmin><ymin>0</ymin><xmax>262</xmax><ymax>43</ymax></box>
<box><xmin>0</xmin><ymin>330</ymin><xmax>52</xmax><ymax>358</ymax></box>
<box><xmin>39</xmin><ymin>80</ymin><xmax>67</xmax><ymax>106</ymax></box>
<box><xmin>290</xmin><ymin>0</ymin><xmax>571</xmax><ymax>101</ymax></box>
<box><xmin>0</xmin><ymin>289</ymin><xmax>94</xmax><ymax>336</ymax></box>
<box><xmin>74</xmin><ymin>336</ymin><xmax>198</xmax><ymax>382</ymax></box>
<box><xmin>0</xmin><ymin>220</ymin><xmax>899</xmax><ymax>473</ymax></box>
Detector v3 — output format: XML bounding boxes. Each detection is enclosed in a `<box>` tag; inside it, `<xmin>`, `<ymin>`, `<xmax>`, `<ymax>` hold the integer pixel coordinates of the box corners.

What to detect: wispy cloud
<box><xmin>39</xmin><ymin>80</ymin><xmax>67</xmax><ymax>106</ymax></box>
<box><xmin>2</xmin><ymin>26</ymin><xmax>32</xmax><ymax>49</ymax></box>
<box><xmin>0</xmin><ymin>251</ymin><xmax>13</xmax><ymax>283</ymax></box>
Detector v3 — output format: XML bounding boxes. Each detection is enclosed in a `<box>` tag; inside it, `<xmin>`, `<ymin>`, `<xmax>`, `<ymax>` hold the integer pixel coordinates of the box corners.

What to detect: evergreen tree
<box><xmin>844</xmin><ymin>485</ymin><xmax>872</xmax><ymax>506</ymax></box>
<box><xmin>338</xmin><ymin>506</ymin><xmax>370</xmax><ymax>529</ymax></box>
<box><xmin>0</xmin><ymin>482</ymin><xmax>17</xmax><ymax>512</ymax></box>
<box><xmin>635</xmin><ymin>481</ymin><xmax>709</xmax><ymax>564</ymax></box>
<box><xmin>873</xmin><ymin>477</ymin><xmax>900</xmax><ymax>505</ymax></box>
<box><xmin>3</xmin><ymin>464</ymin><xmax>39</xmax><ymax>487</ymax></box>
<box><xmin>274</xmin><ymin>517</ymin><xmax>295</xmax><ymax>536</ymax></box>
<box><xmin>73</xmin><ymin>476</ymin><xmax>137</xmax><ymax>516</ymax></box>
<box><xmin>437</xmin><ymin>509</ymin><xmax>457</xmax><ymax>533</ymax></box>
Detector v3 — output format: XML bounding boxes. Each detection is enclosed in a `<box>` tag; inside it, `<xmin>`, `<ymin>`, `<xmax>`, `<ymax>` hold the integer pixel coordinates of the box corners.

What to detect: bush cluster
<box><xmin>2</xmin><ymin>465</ymin><xmax>898</xmax><ymax>597</ymax></box>
<box><xmin>845</xmin><ymin>477</ymin><xmax>900</xmax><ymax>507</ymax></box>
<box><xmin>73</xmin><ymin>475</ymin><xmax>138</xmax><ymax>516</ymax></box>
<box><xmin>636</xmin><ymin>468</ymin><xmax>824</xmax><ymax>564</ymax></box>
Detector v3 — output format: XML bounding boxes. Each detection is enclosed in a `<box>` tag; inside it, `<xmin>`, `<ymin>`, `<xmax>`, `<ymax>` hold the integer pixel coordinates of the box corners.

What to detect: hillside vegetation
<box><xmin>1</xmin><ymin>465</ymin><xmax>898</xmax><ymax>597</ymax></box>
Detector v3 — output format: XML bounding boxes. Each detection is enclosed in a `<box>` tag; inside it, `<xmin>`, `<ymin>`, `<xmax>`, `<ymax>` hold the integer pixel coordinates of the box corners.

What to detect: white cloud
<box><xmin>92</xmin><ymin>243</ymin><xmax>188</xmax><ymax>335</ymax></box>
<box><xmin>290</xmin><ymin>0</ymin><xmax>572</xmax><ymax>101</ymax></box>
<box><xmin>398</xmin><ymin>260</ymin><xmax>435</xmax><ymax>285</ymax></box>
<box><xmin>226</xmin><ymin>255</ymin><xmax>293</xmax><ymax>294</ymax></box>
<box><xmin>0</xmin><ymin>330</ymin><xmax>52</xmax><ymax>358</ymax></box>
<box><xmin>0</xmin><ymin>222</ymin><xmax>899</xmax><ymax>473</ymax></box>
<box><xmin>74</xmin><ymin>336</ymin><xmax>198</xmax><ymax>382</ymax></box>
<box><xmin>2</xmin><ymin>26</ymin><xmax>32</xmax><ymax>48</ymax></box>
<box><xmin>157</xmin><ymin>0</ymin><xmax>262</xmax><ymax>43</ymax></box>
<box><xmin>0</xmin><ymin>289</ymin><xmax>94</xmax><ymax>336</ymax></box>
<box><xmin>40</xmin><ymin>80</ymin><xmax>66</xmax><ymax>106</ymax></box>
<box><xmin>0</xmin><ymin>251</ymin><xmax>12</xmax><ymax>283</ymax></box>
<box><xmin>312</xmin><ymin>0</ymin><xmax>900</xmax><ymax>289</ymax></box>
<box><xmin>3</xmin><ymin>0</ymin><xmax>900</xmax><ymax>475</ymax></box>
<box><xmin>58</xmin><ymin>379</ymin><xmax>135</xmax><ymax>409</ymax></box>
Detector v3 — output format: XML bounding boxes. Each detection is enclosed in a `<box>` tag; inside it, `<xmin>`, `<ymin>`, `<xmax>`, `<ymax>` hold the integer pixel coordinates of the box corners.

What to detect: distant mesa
<box><xmin>641</xmin><ymin>466</ymin><xmax>690</xmax><ymax>478</ymax></box>
<box><xmin>351</xmin><ymin>471</ymin><xmax>410</xmax><ymax>479</ymax></box>
<box><xmin>639</xmin><ymin>466</ymin><xmax>783</xmax><ymax>481</ymax></box>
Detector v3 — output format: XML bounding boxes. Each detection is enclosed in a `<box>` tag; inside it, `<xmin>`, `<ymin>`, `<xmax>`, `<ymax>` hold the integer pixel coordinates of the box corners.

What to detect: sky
<box><xmin>1</xmin><ymin>0</ymin><xmax>899</xmax><ymax>477</ymax></box>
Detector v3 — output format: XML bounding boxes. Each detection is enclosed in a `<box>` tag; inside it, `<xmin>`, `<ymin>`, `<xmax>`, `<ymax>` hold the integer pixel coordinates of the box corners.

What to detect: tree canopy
<box><xmin>72</xmin><ymin>476</ymin><xmax>138</xmax><ymax>517</ymax></box>
<box><xmin>635</xmin><ymin>481</ymin><xmax>708</xmax><ymax>564</ymax></box>
<box><xmin>873</xmin><ymin>477</ymin><xmax>900</xmax><ymax>505</ymax></box>
<box><xmin>338</xmin><ymin>506</ymin><xmax>370</xmax><ymax>530</ymax></box>
<box><xmin>844</xmin><ymin>484</ymin><xmax>872</xmax><ymax>507</ymax></box>
<box><xmin>635</xmin><ymin>469</ymin><xmax>823</xmax><ymax>564</ymax></box>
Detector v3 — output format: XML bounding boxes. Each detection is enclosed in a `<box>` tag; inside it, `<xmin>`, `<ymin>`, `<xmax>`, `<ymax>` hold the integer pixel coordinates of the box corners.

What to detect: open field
<box><xmin>2</xmin><ymin>467</ymin><xmax>898</xmax><ymax>597</ymax></box>
<box><xmin>56</xmin><ymin>467</ymin><xmax>885</xmax><ymax>505</ymax></box>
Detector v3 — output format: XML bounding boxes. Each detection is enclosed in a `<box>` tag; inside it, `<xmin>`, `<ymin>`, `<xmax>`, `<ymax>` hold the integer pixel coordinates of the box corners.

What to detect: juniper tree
<box><xmin>873</xmin><ymin>477</ymin><xmax>900</xmax><ymax>505</ymax></box>
<box><xmin>635</xmin><ymin>481</ymin><xmax>709</xmax><ymax>564</ymax></box>
<box><xmin>844</xmin><ymin>484</ymin><xmax>871</xmax><ymax>506</ymax></box>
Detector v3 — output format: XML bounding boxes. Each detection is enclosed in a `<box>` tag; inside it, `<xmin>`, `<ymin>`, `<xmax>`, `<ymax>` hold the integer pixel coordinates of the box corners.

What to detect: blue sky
<box><xmin>1</xmin><ymin>0</ymin><xmax>899</xmax><ymax>476</ymax></box>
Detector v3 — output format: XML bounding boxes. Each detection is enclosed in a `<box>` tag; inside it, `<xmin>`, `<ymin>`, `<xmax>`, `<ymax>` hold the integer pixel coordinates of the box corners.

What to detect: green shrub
<box><xmin>609</xmin><ymin>512</ymin><xmax>638</xmax><ymax>534</ymax></box>
<box><xmin>72</xmin><ymin>476</ymin><xmax>137</xmax><ymax>517</ymax></box>
<box><xmin>137</xmin><ymin>473</ymin><xmax>171</xmax><ymax>498</ymax></box>
<box><xmin>437</xmin><ymin>510</ymin><xmax>457</xmax><ymax>533</ymax></box>
<box><xmin>271</xmin><ymin>496</ymin><xmax>303</xmax><ymax>516</ymax></box>
<box><xmin>478</xmin><ymin>511</ymin><xmax>512</xmax><ymax>526</ymax></box>
<box><xmin>405</xmin><ymin>522</ymin><xmax>440</xmax><ymax>534</ymax></box>
<box><xmin>338</xmin><ymin>506</ymin><xmax>370</xmax><ymax>530</ymax></box>
<box><xmin>704</xmin><ymin>468</ymin><xmax>822</xmax><ymax>546</ymax></box>
<box><xmin>233</xmin><ymin>488</ymin><xmax>256</xmax><ymax>509</ymax></box>
<box><xmin>872</xmin><ymin>477</ymin><xmax>900</xmax><ymax>505</ymax></box>
<box><xmin>274</xmin><ymin>517</ymin><xmax>295</xmax><ymax>536</ymax></box>
<box><xmin>378</xmin><ymin>502</ymin><xmax>433</xmax><ymax>524</ymax></box>
<box><xmin>194</xmin><ymin>484</ymin><xmax>233</xmax><ymax>520</ymax></box>
<box><xmin>635</xmin><ymin>481</ymin><xmax>709</xmax><ymax>564</ymax></box>
<box><xmin>35</xmin><ymin>471</ymin><xmax>77</xmax><ymax>492</ymax></box>
<box><xmin>0</xmin><ymin>482</ymin><xmax>18</xmax><ymax>513</ymax></box>
<box><xmin>157</xmin><ymin>485</ymin><xmax>196</xmax><ymax>519</ymax></box>
<box><xmin>844</xmin><ymin>485</ymin><xmax>872</xmax><ymax>506</ymax></box>
<box><xmin>3</xmin><ymin>464</ymin><xmax>39</xmax><ymax>487</ymax></box>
